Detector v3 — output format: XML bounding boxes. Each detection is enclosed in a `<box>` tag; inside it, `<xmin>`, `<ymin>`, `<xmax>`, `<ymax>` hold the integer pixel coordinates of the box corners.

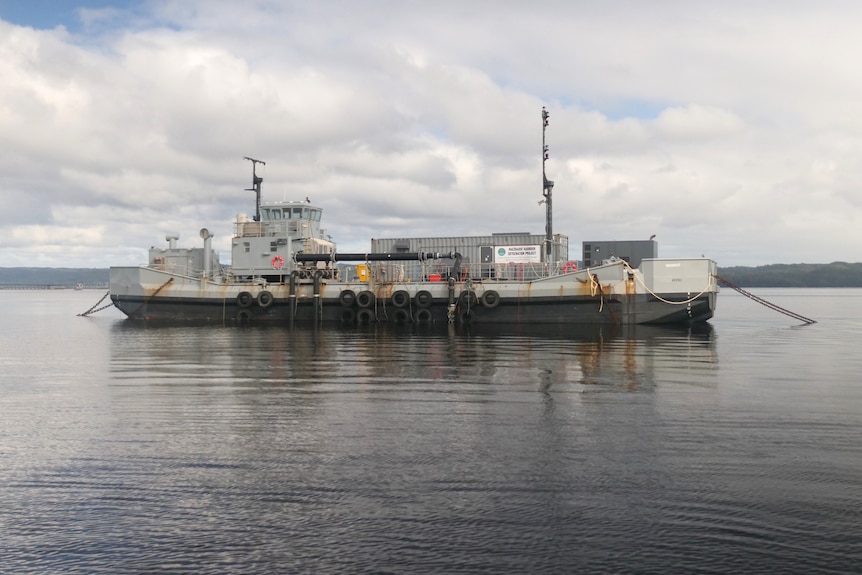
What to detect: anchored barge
<box><xmin>109</xmin><ymin>112</ymin><xmax>719</xmax><ymax>325</ymax></box>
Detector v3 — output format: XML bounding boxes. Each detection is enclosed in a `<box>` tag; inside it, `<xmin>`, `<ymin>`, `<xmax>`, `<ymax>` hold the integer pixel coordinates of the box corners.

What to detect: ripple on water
<box><xmin>2</xmin><ymin>294</ymin><xmax>862</xmax><ymax>573</ymax></box>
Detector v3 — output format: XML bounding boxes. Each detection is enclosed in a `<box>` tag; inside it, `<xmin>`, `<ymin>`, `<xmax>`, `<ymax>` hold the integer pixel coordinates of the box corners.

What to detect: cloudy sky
<box><xmin>1</xmin><ymin>0</ymin><xmax>860</xmax><ymax>268</ymax></box>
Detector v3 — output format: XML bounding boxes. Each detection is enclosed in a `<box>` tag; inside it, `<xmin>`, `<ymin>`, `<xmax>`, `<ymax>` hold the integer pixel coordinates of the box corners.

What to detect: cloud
<box><xmin>1</xmin><ymin>1</ymin><xmax>862</xmax><ymax>268</ymax></box>
<box><xmin>653</xmin><ymin>105</ymin><xmax>746</xmax><ymax>140</ymax></box>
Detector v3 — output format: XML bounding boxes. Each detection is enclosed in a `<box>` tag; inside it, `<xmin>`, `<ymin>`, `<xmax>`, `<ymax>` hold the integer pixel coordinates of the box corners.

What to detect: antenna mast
<box><xmin>244</xmin><ymin>156</ymin><xmax>266</xmax><ymax>222</ymax></box>
<box><xmin>541</xmin><ymin>107</ymin><xmax>554</xmax><ymax>260</ymax></box>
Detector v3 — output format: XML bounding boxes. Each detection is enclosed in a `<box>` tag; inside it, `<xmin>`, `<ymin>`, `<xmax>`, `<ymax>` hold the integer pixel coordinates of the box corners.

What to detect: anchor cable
<box><xmin>713</xmin><ymin>274</ymin><xmax>817</xmax><ymax>324</ymax></box>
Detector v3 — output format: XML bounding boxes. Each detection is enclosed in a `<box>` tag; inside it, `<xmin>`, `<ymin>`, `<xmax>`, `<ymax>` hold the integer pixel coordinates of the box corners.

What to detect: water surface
<box><xmin>2</xmin><ymin>289</ymin><xmax>861</xmax><ymax>573</ymax></box>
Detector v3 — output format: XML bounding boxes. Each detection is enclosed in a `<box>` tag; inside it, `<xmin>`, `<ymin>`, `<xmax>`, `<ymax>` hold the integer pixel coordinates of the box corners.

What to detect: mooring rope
<box><xmin>621</xmin><ymin>261</ymin><xmax>713</xmax><ymax>305</ymax></box>
<box><xmin>713</xmin><ymin>274</ymin><xmax>817</xmax><ymax>324</ymax></box>
<box><xmin>588</xmin><ymin>272</ymin><xmax>604</xmax><ymax>312</ymax></box>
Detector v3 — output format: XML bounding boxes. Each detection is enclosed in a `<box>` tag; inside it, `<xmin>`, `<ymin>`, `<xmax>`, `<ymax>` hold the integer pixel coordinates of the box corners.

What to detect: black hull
<box><xmin>111</xmin><ymin>292</ymin><xmax>714</xmax><ymax>326</ymax></box>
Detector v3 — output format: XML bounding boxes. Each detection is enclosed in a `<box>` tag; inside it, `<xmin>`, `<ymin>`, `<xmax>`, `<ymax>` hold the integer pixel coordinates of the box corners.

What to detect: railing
<box><xmin>235</xmin><ymin>220</ymin><xmax>311</xmax><ymax>238</ymax></box>
<box><xmin>357</xmin><ymin>261</ymin><xmax>574</xmax><ymax>283</ymax></box>
<box><xmin>144</xmin><ymin>258</ymin><xmax>579</xmax><ymax>284</ymax></box>
<box><xmin>147</xmin><ymin>262</ymin><xmax>226</xmax><ymax>281</ymax></box>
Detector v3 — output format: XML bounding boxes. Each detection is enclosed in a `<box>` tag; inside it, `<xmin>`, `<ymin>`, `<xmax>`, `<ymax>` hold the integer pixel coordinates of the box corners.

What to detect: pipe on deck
<box><xmin>293</xmin><ymin>251</ymin><xmax>462</xmax><ymax>263</ymax></box>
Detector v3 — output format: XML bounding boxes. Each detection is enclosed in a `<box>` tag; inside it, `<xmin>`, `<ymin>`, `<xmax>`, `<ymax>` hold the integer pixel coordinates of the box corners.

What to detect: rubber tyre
<box><xmin>257</xmin><ymin>290</ymin><xmax>274</xmax><ymax>308</ymax></box>
<box><xmin>356</xmin><ymin>308</ymin><xmax>376</xmax><ymax>324</ymax></box>
<box><xmin>339</xmin><ymin>290</ymin><xmax>356</xmax><ymax>307</ymax></box>
<box><xmin>415</xmin><ymin>308</ymin><xmax>433</xmax><ymax>323</ymax></box>
<box><xmin>356</xmin><ymin>290</ymin><xmax>376</xmax><ymax>308</ymax></box>
<box><xmin>415</xmin><ymin>290</ymin><xmax>433</xmax><ymax>308</ymax></box>
<box><xmin>391</xmin><ymin>290</ymin><xmax>410</xmax><ymax>308</ymax></box>
<box><xmin>480</xmin><ymin>290</ymin><xmax>500</xmax><ymax>309</ymax></box>
<box><xmin>393</xmin><ymin>308</ymin><xmax>410</xmax><ymax>323</ymax></box>
<box><xmin>237</xmin><ymin>291</ymin><xmax>254</xmax><ymax>308</ymax></box>
<box><xmin>459</xmin><ymin>309</ymin><xmax>476</xmax><ymax>324</ymax></box>
<box><xmin>460</xmin><ymin>290</ymin><xmax>478</xmax><ymax>306</ymax></box>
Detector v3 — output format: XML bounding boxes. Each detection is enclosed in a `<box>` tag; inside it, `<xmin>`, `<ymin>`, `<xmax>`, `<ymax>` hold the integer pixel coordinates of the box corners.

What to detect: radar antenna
<box><xmin>243</xmin><ymin>156</ymin><xmax>266</xmax><ymax>222</ymax></box>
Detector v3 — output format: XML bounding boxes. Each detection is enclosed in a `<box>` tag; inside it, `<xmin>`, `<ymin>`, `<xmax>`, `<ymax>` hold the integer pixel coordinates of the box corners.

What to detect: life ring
<box><xmin>257</xmin><ymin>290</ymin><xmax>274</xmax><ymax>308</ymax></box>
<box><xmin>415</xmin><ymin>290</ymin><xmax>433</xmax><ymax>308</ymax></box>
<box><xmin>563</xmin><ymin>261</ymin><xmax>578</xmax><ymax>274</ymax></box>
<box><xmin>356</xmin><ymin>308</ymin><xmax>376</xmax><ymax>324</ymax></box>
<box><xmin>391</xmin><ymin>290</ymin><xmax>410</xmax><ymax>308</ymax></box>
<box><xmin>236</xmin><ymin>309</ymin><xmax>253</xmax><ymax>324</ymax></box>
<box><xmin>480</xmin><ymin>290</ymin><xmax>500</xmax><ymax>309</ymax></box>
<box><xmin>236</xmin><ymin>291</ymin><xmax>254</xmax><ymax>308</ymax></box>
<box><xmin>339</xmin><ymin>290</ymin><xmax>356</xmax><ymax>307</ymax></box>
<box><xmin>356</xmin><ymin>290</ymin><xmax>376</xmax><ymax>308</ymax></box>
<box><xmin>393</xmin><ymin>308</ymin><xmax>410</xmax><ymax>323</ymax></box>
<box><xmin>340</xmin><ymin>308</ymin><xmax>356</xmax><ymax>324</ymax></box>
<box><xmin>415</xmin><ymin>308</ymin><xmax>433</xmax><ymax>323</ymax></box>
<box><xmin>271</xmin><ymin>255</ymin><xmax>285</xmax><ymax>269</ymax></box>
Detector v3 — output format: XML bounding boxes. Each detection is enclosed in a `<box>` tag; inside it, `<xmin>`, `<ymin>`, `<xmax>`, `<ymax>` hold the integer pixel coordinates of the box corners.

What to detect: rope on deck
<box><xmin>714</xmin><ymin>275</ymin><xmax>817</xmax><ymax>324</ymax></box>
<box><xmin>621</xmin><ymin>261</ymin><xmax>714</xmax><ymax>305</ymax></box>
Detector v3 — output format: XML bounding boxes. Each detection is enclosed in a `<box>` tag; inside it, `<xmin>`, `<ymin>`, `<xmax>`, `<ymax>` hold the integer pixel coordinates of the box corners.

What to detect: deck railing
<box><xmin>235</xmin><ymin>220</ymin><xmax>311</xmax><ymax>238</ymax></box>
<box><xmin>356</xmin><ymin>260</ymin><xmax>573</xmax><ymax>283</ymax></box>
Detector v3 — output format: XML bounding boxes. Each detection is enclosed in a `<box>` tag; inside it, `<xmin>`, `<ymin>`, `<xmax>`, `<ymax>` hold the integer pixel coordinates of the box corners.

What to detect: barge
<box><xmin>109</xmin><ymin>111</ymin><xmax>718</xmax><ymax>325</ymax></box>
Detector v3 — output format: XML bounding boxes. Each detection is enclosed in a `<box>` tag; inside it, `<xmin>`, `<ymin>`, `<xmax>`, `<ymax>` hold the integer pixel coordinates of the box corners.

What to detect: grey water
<box><xmin>1</xmin><ymin>289</ymin><xmax>861</xmax><ymax>574</ymax></box>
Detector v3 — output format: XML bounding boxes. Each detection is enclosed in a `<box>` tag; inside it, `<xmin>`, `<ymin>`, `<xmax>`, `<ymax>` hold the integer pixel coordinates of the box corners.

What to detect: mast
<box><xmin>243</xmin><ymin>156</ymin><xmax>266</xmax><ymax>222</ymax></box>
<box><xmin>541</xmin><ymin>107</ymin><xmax>555</xmax><ymax>260</ymax></box>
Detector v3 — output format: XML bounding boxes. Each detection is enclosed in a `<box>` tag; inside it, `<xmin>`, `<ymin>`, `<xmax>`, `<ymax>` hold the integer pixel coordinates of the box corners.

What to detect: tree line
<box><xmin>0</xmin><ymin>268</ymin><xmax>109</xmax><ymax>288</ymax></box>
<box><xmin>717</xmin><ymin>262</ymin><xmax>862</xmax><ymax>287</ymax></box>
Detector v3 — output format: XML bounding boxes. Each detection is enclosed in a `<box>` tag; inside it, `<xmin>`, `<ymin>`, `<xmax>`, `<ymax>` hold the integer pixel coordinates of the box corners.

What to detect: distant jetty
<box><xmin>0</xmin><ymin>283</ymin><xmax>108</xmax><ymax>290</ymax></box>
<box><xmin>0</xmin><ymin>268</ymin><xmax>109</xmax><ymax>290</ymax></box>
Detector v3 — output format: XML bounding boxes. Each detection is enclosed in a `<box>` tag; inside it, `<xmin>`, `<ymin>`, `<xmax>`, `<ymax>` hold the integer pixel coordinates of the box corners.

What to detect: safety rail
<box><xmin>357</xmin><ymin>260</ymin><xmax>575</xmax><ymax>283</ymax></box>
<box><xmin>147</xmin><ymin>263</ymin><xmax>222</xmax><ymax>281</ymax></box>
<box><xmin>234</xmin><ymin>220</ymin><xmax>313</xmax><ymax>238</ymax></box>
